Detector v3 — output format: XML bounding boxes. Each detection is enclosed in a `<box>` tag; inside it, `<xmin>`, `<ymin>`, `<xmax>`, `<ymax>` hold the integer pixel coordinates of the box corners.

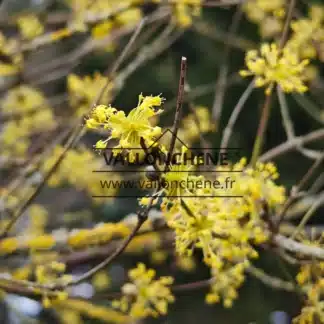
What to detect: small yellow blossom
<box><xmin>68</xmin><ymin>73</ymin><xmax>112</xmax><ymax>116</ymax></box>
<box><xmin>112</xmin><ymin>263</ymin><xmax>174</xmax><ymax>319</ymax></box>
<box><xmin>2</xmin><ymin>86</ymin><xmax>48</xmax><ymax>114</ymax></box>
<box><xmin>26</xmin><ymin>235</ymin><xmax>55</xmax><ymax>250</ymax></box>
<box><xmin>115</xmin><ymin>8</ymin><xmax>142</xmax><ymax>27</ymax></box>
<box><xmin>240</xmin><ymin>43</ymin><xmax>310</xmax><ymax>94</ymax></box>
<box><xmin>92</xmin><ymin>271</ymin><xmax>111</xmax><ymax>291</ymax></box>
<box><xmin>176</xmin><ymin>106</ymin><xmax>216</xmax><ymax>147</ymax></box>
<box><xmin>0</xmin><ymin>237</ymin><xmax>19</xmax><ymax>255</ymax></box>
<box><xmin>287</xmin><ymin>5</ymin><xmax>324</xmax><ymax>62</ymax></box>
<box><xmin>0</xmin><ymin>32</ymin><xmax>22</xmax><ymax>76</ymax></box>
<box><xmin>206</xmin><ymin>262</ymin><xmax>248</xmax><ymax>307</ymax></box>
<box><xmin>172</xmin><ymin>1</ymin><xmax>202</xmax><ymax>27</ymax></box>
<box><xmin>294</xmin><ymin>254</ymin><xmax>324</xmax><ymax>323</ymax></box>
<box><xmin>17</xmin><ymin>14</ymin><xmax>44</xmax><ymax>40</ymax></box>
<box><xmin>35</xmin><ymin>261</ymin><xmax>71</xmax><ymax>286</ymax></box>
<box><xmin>243</xmin><ymin>0</ymin><xmax>285</xmax><ymax>38</ymax></box>
<box><xmin>92</xmin><ymin>21</ymin><xmax>114</xmax><ymax>39</ymax></box>
<box><xmin>43</xmin><ymin>146</ymin><xmax>120</xmax><ymax>200</ymax></box>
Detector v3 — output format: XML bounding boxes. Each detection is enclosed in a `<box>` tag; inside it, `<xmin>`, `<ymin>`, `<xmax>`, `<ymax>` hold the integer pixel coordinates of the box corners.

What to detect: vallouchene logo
<box><xmin>92</xmin><ymin>128</ymin><xmax>243</xmax><ymax>198</ymax></box>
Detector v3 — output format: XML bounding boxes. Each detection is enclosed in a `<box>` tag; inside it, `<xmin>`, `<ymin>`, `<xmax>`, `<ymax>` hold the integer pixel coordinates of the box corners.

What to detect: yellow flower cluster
<box><xmin>0</xmin><ymin>237</ymin><xmax>19</xmax><ymax>255</ymax></box>
<box><xmin>92</xmin><ymin>271</ymin><xmax>111</xmax><ymax>291</ymax></box>
<box><xmin>206</xmin><ymin>262</ymin><xmax>247</xmax><ymax>308</ymax></box>
<box><xmin>68</xmin><ymin>73</ymin><xmax>112</xmax><ymax>116</ymax></box>
<box><xmin>112</xmin><ymin>263</ymin><xmax>174</xmax><ymax>319</ymax></box>
<box><xmin>26</xmin><ymin>204</ymin><xmax>49</xmax><ymax>236</ymax></box>
<box><xmin>1</xmin><ymin>86</ymin><xmax>55</xmax><ymax>157</ymax></box>
<box><xmin>2</xmin><ymin>85</ymin><xmax>48</xmax><ymax>114</ymax></box>
<box><xmin>91</xmin><ymin>7</ymin><xmax>142</xmax><ymax>51</ymax></box>
<box><xmin>294</xmin><ymin>261</ymin><xmax>324</xmax><ymax>324</ymax></box>
<box><xmin>86</xmin><ymin>94</ymin><xmax>164</xmax><ymax>161</ymax></box>
<box><xmin>177</xmin><ymin>106</ymin><xmax>216</xmax><ymax>147</ymax></box>
<box><xmin>56</xmin><ymin>299</ymin><xmax>128</xmax><ymax>323</ymax></box>
<box><xmin>287</xmin><ymin>5</ymin><xmax>324</xmax><ymax>62</ymax></box>
<box><xmin>0</xmin><ymin>234</ymin><xmax>56</xmax><ymax>256</ymax></box>
<box><xmin>243</xmin><ymin>0</ymin><xmax>286</xmax><ymax>38</ymax></box>
<box><xmin>0</xmin><ymin>32</ymin><xmax>22</xmax><ymax>76</ymax></box>
<box><xmin>35</xmin><ymin>261</ymin><xmax>70</xmax><ymax>307</ymax></box>
<box><xmin>160</xmin><ymin>157</ymin><xmax>285</xmax><ymax>305</ymax></box>
<box><xmin>68</xmin><ymin>222</ymin><xmax>131</xmax><ymax>249</ymax></box>
<box><xmin>240</xmin><ymin>43</ymin><xmax>310</xmax><ymax>94</ymax></box>
<box><xmin>65</xmin><ymin>0</ymin><xmax>143</xmax><ymax>32</ymax></box>
<box><xmin>172</xmin><ymin>0</ymin><xmax>202</xmax><ymax>28</ymax></box>
<box><xmin>161</xmin><ymin>146</ymin><xmax>203</xmax><ymax>198</ymax></box>
<box><xmin>58</xmin><ymin>309</ymin><xmax>83</xmax><ymax>324</ymax></box>
<box><xmin>16</xmin><ymin>14</ymin><xmax>44</xmax><ymax>40</ymax></box>
<box><xmin>43</xmin><ymin>146</ymin><xmax>120</xmax><ymax>199</ymax></box>
<box><xmin>35</xmin><ymin>261</ymin><xmax>70</xmax><ymax>285</ymax></box>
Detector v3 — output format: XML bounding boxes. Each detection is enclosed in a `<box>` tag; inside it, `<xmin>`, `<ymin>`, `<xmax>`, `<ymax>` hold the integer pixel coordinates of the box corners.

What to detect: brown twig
<box><xmin>164</xmin><ymin>56</ymin><xmax>187</xmax><ymax>171</ymax></box>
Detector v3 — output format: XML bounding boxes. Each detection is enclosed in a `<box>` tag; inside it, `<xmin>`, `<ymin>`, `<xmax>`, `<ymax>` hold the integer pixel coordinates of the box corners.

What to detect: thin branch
<box><xmin>64</xmin><ymin>216</ymin><xmax>146</xmax><ymax>287</ymax></box>
<box><xmin>273</xmin><ymin>234</ymin><xmax>324</xmax><ymax>260</ymax></box>
<box><xmin>290</xmin><ymin>190</ymin><xmax>324</xmax><ymax>240</ymax></box>
<box><xmin>247</xmin><ymin>265</ymin><xmax>295</xmax><ymax>292</ymax></box>
<box><xmin>277</xmin><ymin>86</ymin><xmax>323</xmax><ymax>160</ymax></box>
<box><xmin>250</xmin><ymin>90</ymin><xmax>273</xmax><ymax>167</ymax></box>
<box><xmin>274</xmin><ymin>152</ymin><xmax>324</xmax><ymax>230</ymax></box>
<box><xmin>292</xmin><ymin>93</ymin><xmax>324</xmax><ymax>126</ymax></box>
<box><xmin>164</xmin><ymin>56</ymin><xmax>187</xmax><ymax>171</ymax></box>
<box><xmin>220</xmin><ymin>79</ymin><xmax>255</xmax><ymax>148</ymax></box>
<box><xmin>259</xmin><ymin>129</ymin><xmax>324</xmax><ymax>162</ymax></box>
<box><xmin>277</xmin><ymin>86</ymin><xmax>294</xmax><ymax>140</ymax></box>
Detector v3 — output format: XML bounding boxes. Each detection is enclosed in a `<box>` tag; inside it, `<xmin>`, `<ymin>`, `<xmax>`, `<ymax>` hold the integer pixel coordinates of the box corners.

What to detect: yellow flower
<box><xmin>68</xmin><ymin>73</ymin><xmax>112</xmax><ymax>116</ymax></box>
<box><xmin>92</xmin><ymin>21</ymin><xmax>114</xmax><ymax>39</ymax></box>
<box><xmin>287</xmin><ymin>5</ymin><xmax>324</xmax><ymax>62</ymax></box>
<box><xmin>243</xmin><ymin>0</ymin><xmax>285</xmax><ymax>38</ymax></box>
<box><xmin>112</xmin><ymin>263</ymin><xmax>174</xmax><ymax>319</ymax></box>
<box><xmin>26</xmin><ymin>235</ymin><xmax>55</xmax><ymax>250</ymax></box>
<box><xmin>92</xmin><ymin>271</ymin><xmax>111</xmax><ymax>291</ymax></box>
<box><xmin>206</xmin><ymin>262</ymin><xmax>248</xmax><ymax>308</ymax></box>
<box><xmin>35</xmin><ymin>261</ymin><xmax>71</xmax><ymax>286</ymax></box>
<box><xmin>162</xmin><ymin>157</ymin><xmax>285</xmax><ymax>304</ymax></box>
<box><xmin>294</xmin><ymin>255</ymin><xmax>324</xmax><ymax>323</ymax></box>
<box><xmin>43</xmin><ymin>146</ymin><xmax>120</xmax><ymax>200</ymax></box>
<box><xmin>86</xmin><ymin>94</ymin><xmax>164</xmax><ymax>161</ymax></box>
<box><xmin>2</xmin><ymin>86</ymin><xmax>48</xmax><ymax>115</ymax></box>
<box><xmin>17</xmin><ymin>14</ymin><xmax>44</xmax><ymax>40</ymax></box>
<box><xmin>0</xmin><ymin>32</ymin><xmax>22</xmax><ymax>76</ymax></box>
<box><xmin>178</xmin><ymin>106</ymin><xmax>216</xmax><ymax>146</ymax></box>
<box><xmin>240</xmin><ymin>43</ymin><xmax>309</xmax><ymax>94</ymax></box>
<box><xmin>173</xmin><ymin>1</ymin><xmax>202</xmax><ymax>27</ymax></box>
<box><xmin>0</xmin><ymin>237</ymin><xmax>19</xmax><ymax>255</ymax></box>
<box><xmin>115</xmin><ymin>8</ymin><xmax>142</xmax><ymax>27</ymax></box>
